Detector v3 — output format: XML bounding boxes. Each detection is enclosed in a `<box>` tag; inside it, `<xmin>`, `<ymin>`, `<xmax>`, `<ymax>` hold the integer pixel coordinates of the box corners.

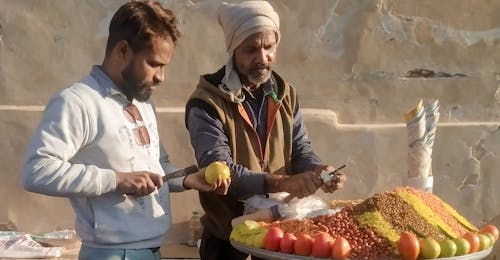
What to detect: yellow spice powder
<box><xmin>397</xmin><ymin>190</ymin><xmax>457</xmax><ymax>239</ymax></box>
<box><xmin>442</xmin><ymin>203</ymin><xmax>478</xmax><ymax>232</ymax></box>
<box><xmin>357</xmin><ymin>211</ymin><xmax>400</xmax><ymax>244</ymax></box>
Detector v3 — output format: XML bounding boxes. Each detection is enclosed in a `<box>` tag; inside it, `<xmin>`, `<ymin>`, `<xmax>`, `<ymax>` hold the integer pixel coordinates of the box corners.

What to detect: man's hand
<box><xmin>278</xmin><ymin>171</ymin><xmax>323</xmax><ymax>199</ymax></box>
<box><xmin>183</xmin><ymin>168</ymin><xmax>231</xmax><ymax>195</ymax></box>
<box><xmin>116</xmin><ymin>171</ymin><xmax>163</xmax><ymax>197</ymax></box>
<box><xmin>313</xmin><ymin>164</ymin><xmax>347</xmax><ymax>193</ymax></box>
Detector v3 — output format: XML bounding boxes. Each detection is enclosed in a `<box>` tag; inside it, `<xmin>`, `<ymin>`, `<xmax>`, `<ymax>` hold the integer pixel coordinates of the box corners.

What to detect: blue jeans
<box><xmin>78</xmin><ymin>245</ymin><xmax>161</xmax><ymax>260</ymax></box>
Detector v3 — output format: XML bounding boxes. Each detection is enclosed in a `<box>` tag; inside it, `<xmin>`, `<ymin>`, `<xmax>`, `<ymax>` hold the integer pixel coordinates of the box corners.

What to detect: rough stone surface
<box><xmin>0</xmin><ymin>0</ymin><xmax>499</xmax><ymax>257</ymax></box>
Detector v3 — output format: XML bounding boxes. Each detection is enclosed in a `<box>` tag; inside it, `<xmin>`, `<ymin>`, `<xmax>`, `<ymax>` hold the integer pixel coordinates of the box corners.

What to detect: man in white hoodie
<box><xmin>22</xmin><ymin>1</ymin><xmax>229</xmax><ymax>259</ymax></box>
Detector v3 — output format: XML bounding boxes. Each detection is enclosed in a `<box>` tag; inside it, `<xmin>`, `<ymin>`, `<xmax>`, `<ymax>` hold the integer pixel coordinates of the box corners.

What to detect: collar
<box><xmin>261</xmin><ymin>79</ymin><xmax>274</xmax><ymax>96</ymax></box>
<box><xmin>90</xmin><ymin>65</ymin><xmax>126</xmax><ymax>99</ymax></box>
<box><xmin>243</xmin><ymin>77</ymin><xmax>274</xmax><ymax>96</ymax></box>
<box><xmin>262</xmin><ymin>77</ymin><xmax>281</xmax><ymax>103</ymax></box>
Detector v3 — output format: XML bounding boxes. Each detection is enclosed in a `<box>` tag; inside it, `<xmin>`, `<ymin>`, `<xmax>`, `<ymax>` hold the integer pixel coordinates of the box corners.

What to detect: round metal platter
<box><xmin>230</xmin><ymin>240</ymin><xmax>492</xmax><ymax>260</ymax></box>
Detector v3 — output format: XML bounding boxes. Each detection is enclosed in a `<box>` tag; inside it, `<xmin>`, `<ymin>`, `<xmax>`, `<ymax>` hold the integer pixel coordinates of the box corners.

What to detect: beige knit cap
<box><xmin>217</xmin><ymin>1</ymin><xmax>280</xmax><ymax>100</ymax></box>
<box><xmin>218</xmin><ymin>0</ymin><xmax>280</xmax><ymax>53</ymax></box>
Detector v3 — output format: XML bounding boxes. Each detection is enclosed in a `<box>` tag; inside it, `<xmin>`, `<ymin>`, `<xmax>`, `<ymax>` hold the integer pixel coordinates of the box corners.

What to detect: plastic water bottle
<box><xmin>187</xmin><ymin>210</ymin><xmax>202</xmax><ymax>247</ymax></box>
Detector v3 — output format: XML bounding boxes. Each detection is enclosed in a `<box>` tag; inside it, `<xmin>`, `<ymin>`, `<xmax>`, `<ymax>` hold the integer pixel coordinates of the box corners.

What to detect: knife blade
<box><xmin>330</xmin><ymin>164</ymin><xmax>346</xmax><ymax>175</ymax></box>
<box><xmin>320</xmin><ymin>164</ymin><xmax>346</xmax><ymax>183</ymax></box>
<box><xmin>162</xmin><ymin>165</ymin><xmax>199</xmax><ymax>183</ymax></box>
<box><xmin>283</xmin><ymin>164</ymin><xmax>347</xmax><ymax>202</ymax></box>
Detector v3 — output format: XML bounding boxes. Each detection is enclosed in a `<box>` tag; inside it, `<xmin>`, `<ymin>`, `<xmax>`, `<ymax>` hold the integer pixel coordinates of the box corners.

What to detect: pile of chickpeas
<box><xmin>269</xmin><ymin>207</ymin><xmax>397</xmax><ymax>259</ymax></box>
<box><xmin>312</xmin><ymin>208</ymin><xmax>396</xmax><ymax>259</ymax></box>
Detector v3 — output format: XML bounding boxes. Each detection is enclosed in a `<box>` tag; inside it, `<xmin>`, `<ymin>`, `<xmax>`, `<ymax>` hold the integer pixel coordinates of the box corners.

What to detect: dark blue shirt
<box><xmin>186</xmin><ymin>76</ymin><xmax>321</xmax><ymax>200</ymax></box>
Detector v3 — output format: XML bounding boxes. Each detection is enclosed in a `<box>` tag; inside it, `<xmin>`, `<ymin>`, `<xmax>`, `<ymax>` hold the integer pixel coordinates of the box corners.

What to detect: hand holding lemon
<box><xmin>183</xmin><ymin>161</ymin><xmax>231</xmax><ymax>195</ymax></box>
<box><xmin>205</xmin><ymin>161</ymin><xmax>231</xmax><ymax>186</ymax></box>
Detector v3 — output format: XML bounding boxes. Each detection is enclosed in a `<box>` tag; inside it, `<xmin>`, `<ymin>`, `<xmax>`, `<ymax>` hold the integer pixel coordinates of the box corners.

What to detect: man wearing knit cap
<box><xmin>185</xmin><ymin>1</ymin><xmax>347</xmax><ymax>259</ymax></box>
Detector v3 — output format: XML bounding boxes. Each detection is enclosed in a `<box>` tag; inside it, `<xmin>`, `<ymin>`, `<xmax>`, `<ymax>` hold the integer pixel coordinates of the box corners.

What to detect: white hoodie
<box><xmin>22</xmin><ymin>66</ymin><xmax>184</xmax><ymax>249</ymax></box>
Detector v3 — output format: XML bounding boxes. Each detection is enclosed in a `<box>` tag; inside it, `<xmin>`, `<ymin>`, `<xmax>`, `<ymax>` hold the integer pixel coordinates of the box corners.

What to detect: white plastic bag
<box><xmin>0</xmin><ymin>233</ymin><xmax>63</xmax><ymax>258</ymax></box>
<box><xmin>243</xmin><ymin>192</ymin><xmax>335</xmax><ymax>220</ymax></box>
<box><xmin>278</xmin><ymin>195</ymin><xmax>333</xmax><ymax>220</ymax></box>
<box><xmin>243</xmin><ymin>192</ymin><xmax>289</xmax><ymax>215</ymax></box>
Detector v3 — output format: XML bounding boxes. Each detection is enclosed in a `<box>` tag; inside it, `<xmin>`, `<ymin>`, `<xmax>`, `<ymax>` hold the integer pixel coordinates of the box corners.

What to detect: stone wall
<box><xmin>0</xmin><ymin>0</ymin><xmax>499</xmax><ymax>256</ymax></box>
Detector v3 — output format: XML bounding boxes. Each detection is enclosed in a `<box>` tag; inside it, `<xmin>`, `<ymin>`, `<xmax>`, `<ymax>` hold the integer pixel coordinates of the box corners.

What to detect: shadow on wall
<box><xmin>404</xmin><ymin>68</ymin><xmax>467</xmax><ymax>78</ymax></box>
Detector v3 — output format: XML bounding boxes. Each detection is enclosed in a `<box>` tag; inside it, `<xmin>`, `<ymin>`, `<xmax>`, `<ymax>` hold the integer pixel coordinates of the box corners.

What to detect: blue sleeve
<box><xmin>290</xmin><ymin>104</ymin><xmax>322</xmax><ymax>174</ymax></box>
<box><xmin>186</xmin><ymin>106</ymin><xmax>267</xmax><ymax>199</ymax></box>
<box><xmin>159</xmin><ymin>144</ymin><xmax>186</xmax><ymax>192</ymax></box>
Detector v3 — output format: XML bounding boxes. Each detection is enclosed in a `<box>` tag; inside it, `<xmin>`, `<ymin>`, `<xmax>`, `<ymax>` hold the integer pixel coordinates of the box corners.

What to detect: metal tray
<box><xmin>231</xmin><ymin>240</ymin><xmax>492</xmax><ymax>260</ymax></box>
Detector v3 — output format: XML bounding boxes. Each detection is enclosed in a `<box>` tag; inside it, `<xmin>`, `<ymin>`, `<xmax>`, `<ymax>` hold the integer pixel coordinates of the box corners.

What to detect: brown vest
<box><xmin>187</xmin><ymin>72</ymin><xmax>297</xmax><ymax>240</ymax></box>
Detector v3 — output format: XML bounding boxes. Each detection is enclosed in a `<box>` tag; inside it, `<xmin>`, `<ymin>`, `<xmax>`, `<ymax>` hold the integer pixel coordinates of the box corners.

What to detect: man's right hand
<box><xmin>116</xmin><ymin>172</ymin><xmax>163</xmax><ymax>197</ymax></box>
<box><xmin>272</xmin><ymin>171</ymin><xmax>323</xmax><ymax>199</ymax></box>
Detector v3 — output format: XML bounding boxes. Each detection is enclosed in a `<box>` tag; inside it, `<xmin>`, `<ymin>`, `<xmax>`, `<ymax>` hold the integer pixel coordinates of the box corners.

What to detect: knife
<box><xmin>162</xmin><ymin>165</ymin><xmax>199</xmax><ymax>182</ymax></box>
<box><xmin>319</xmin><ymin>164</ymin><xmax>346</xmax><ymax>183</ymax></box>
<box><xmin>283</xmin><ymin>164</ymin><xmax>347</xmax><ymax>202</ymax></box>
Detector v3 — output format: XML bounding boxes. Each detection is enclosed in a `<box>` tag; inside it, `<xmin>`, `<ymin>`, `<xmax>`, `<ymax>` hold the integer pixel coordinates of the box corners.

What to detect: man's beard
<box><xmin>121</xmin><ymin>64</ymin><xmax>154</xmax><ymax>102</ymax></box>
<box><xmin>241</xmin><ymin>64</ymin><xmax>271</xmax><ymax>87</ymax></box>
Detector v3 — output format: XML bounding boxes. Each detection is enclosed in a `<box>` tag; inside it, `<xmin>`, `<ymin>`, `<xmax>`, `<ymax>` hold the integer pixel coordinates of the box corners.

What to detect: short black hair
<box><xmin>105</xmin><ymin>0</ymin><xmax>181</xmax><ymax>55</ymax></box>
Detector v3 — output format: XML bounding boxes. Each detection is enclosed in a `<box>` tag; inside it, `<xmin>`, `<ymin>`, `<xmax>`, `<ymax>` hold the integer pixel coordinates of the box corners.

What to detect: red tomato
<box><xmin>295</xmin><ymin>233</ymin><xmax>314</xmax><ymax>256</ymax></box>
<box><xmin>280</xmin><ymin>233</ymin><xmax>297</xmax><ymax>254</ymax></box>
<box><xmin>312</xmin><ymin>232</ymin><xmax>333</xmax><ymax>258</ymax></box>
<box><xmin>398</xmin><ymin>231</ymin><xmax>420</xmax><ymax>260</ymax></box>
<box><xmin>479</xmin><ymin>224</ymin><xmax>499</xmax><ymax>241</ymax></box>
<box><xmin>331</xmin><ymin>236</ymin><xmax>351</xmax><ymax>260</ymax></box>
<box><xmin>263</xmin><ymin>227</ymin><xmax>283</xmax><ymax>251</ymax></box>
<box><xmin>463</xmin><ymin>231</ymin><xmax>480</xmax><ymax>253</ymax></box>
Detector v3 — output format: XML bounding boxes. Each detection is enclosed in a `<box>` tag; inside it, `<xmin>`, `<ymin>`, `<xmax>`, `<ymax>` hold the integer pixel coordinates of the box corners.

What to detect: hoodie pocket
<box><xmin>91</xmin><ymin>188</ymin><xmax>170</xmax><ymax>245</ymax></box>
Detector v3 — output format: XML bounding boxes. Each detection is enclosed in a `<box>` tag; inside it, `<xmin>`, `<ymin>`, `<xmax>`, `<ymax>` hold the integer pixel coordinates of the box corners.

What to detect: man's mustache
<box><xmin>139</xmin><ymin>82</ymin><xmax>158</xmax><ymax>89</ymax></box>
<box><xmin>252</xmin><ymin>64</ymin><xmax>270</xmax><ymax>70</ymax></box>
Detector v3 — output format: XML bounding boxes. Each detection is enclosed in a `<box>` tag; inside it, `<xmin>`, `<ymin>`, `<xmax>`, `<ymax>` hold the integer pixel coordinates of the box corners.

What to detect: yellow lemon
<box><xmin>452</xmin><ymin>237</ymin><xmax>470</xmax><ymax>256</ymax></box>
<box><xmin>439</xmin><ymin>239</ymin><xmax>457</xmax><ymax>258</ymax></box>
<box><xmin>252</xmin><ymin>232</ymin><xmax>266</xmax><ymax>248</ymax></box>
<box><xmin>478</xmin><ymin>233</ymin><xmax>492</xmax><ymax>251</ymax></box>
<box><xmin>420</xmin><ymin>237</ymin><xmax>440</xmax><ymax>259</ymax></box>
<box><xmin>484</xmin><ymin>233</ymin><xmax>495</xmax><ymax>247</ymax></box>
<box><xmin>204</xmin><ymin>161</ymin><xmax>230</xmax><ymax>185</ymax></box>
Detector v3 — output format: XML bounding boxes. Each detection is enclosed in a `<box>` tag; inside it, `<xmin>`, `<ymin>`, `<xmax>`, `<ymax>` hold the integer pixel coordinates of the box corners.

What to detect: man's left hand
<box><xmin>313</xmin><ymin>164</ymin><xmax>347</xmax><ymax>193</ymax></box>
<box><xmin>183</xmin><ymin>169</ymin><xmax>231</xmax><ymax>195</ymax></box>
